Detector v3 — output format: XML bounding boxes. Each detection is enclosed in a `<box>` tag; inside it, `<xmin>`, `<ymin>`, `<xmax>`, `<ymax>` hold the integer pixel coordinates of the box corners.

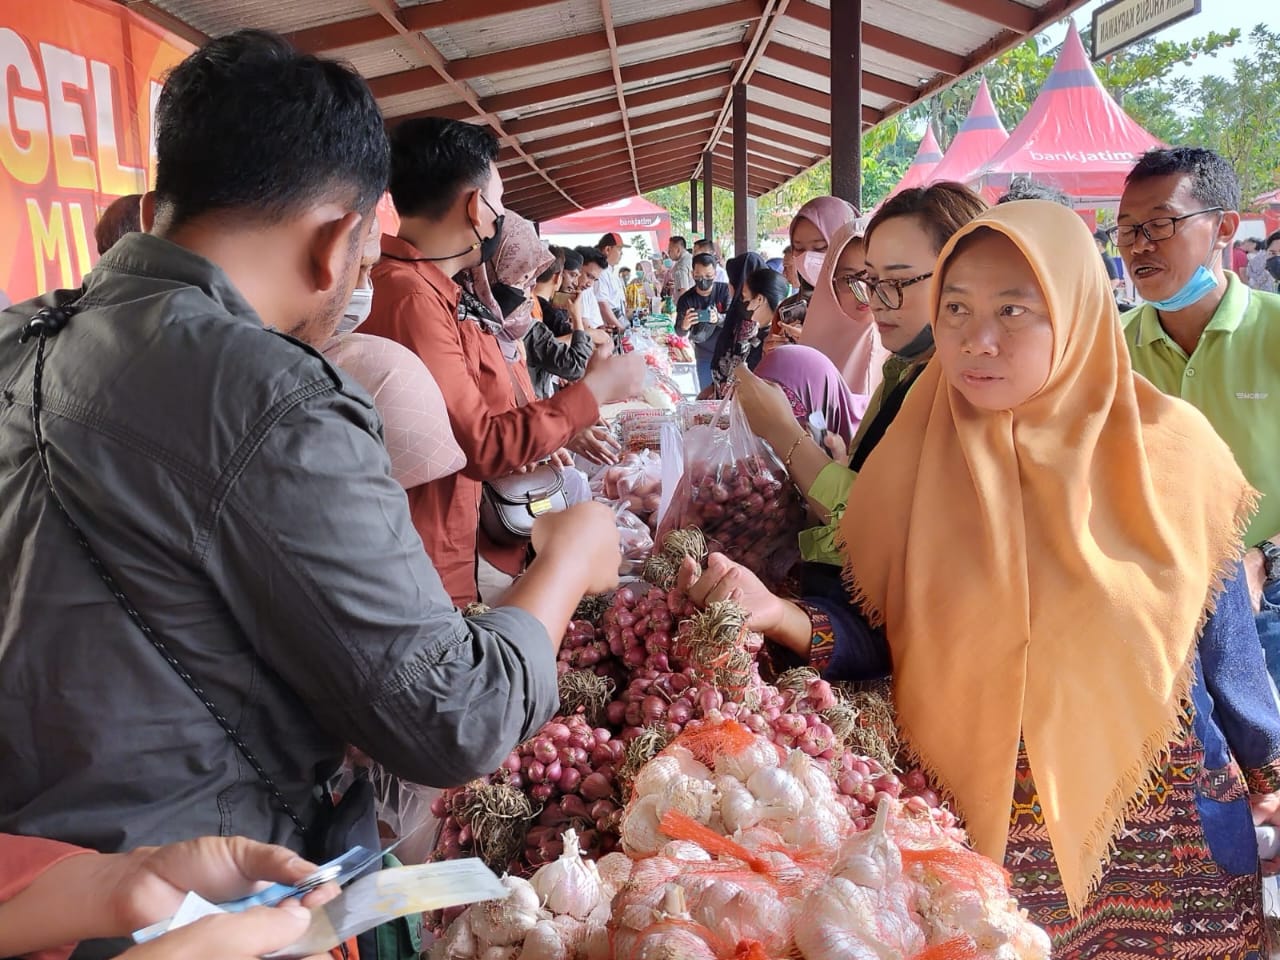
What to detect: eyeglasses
<box><xmin>836</xmin><ymin>273</ymin><xmax>868</xmax><ymax>299</ymax></box>
<box><xmin>842</xmin><ymin>271</ymin><xmax>933</xmax><ymax>309</ymax></box>
<box><xmin>1106</xmin><ymin>207</ymin><xmax>1223</xmax><ymax>247</ymax></box>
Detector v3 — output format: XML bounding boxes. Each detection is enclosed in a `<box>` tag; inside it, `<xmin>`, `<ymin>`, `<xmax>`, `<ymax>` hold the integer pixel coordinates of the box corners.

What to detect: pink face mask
<box><xmin>797</xmin><ymin>250</ymin><xmax>826</xmax><ymax>287</ymax></box>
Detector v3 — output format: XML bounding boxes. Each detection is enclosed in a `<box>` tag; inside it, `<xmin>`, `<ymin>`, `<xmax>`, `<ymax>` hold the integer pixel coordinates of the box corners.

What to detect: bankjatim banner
<box><xmin>0</xmin><ymin>0</ymin><xmax>192</xmax><ymax>304</ymax></box>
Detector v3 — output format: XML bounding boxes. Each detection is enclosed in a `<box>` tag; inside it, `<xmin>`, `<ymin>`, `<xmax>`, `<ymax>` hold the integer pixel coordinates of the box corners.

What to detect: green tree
<box><xmin>1178</xmin><ymin>25</ymin><xmax>1280</xmax><ymax>204</ymax></box>
<box><xmin>643</xmin><ymin>182</ymin><xmax>737</xmax><ymax>249</ymax></box>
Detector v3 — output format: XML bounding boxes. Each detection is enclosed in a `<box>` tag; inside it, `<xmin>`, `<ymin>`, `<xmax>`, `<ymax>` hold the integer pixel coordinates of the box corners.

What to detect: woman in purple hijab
<box><xmin>752</xmin><ymin>343</ymin><xmax>869</xmax><ymax>448</ymax></box>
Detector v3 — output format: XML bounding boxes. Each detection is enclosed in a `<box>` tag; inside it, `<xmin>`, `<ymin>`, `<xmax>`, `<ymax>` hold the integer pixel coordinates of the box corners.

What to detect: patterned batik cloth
<box><xmin>1006</xmin><ymin>719</ymin><xmax>1267</xmax><ymax>959</ymax></box>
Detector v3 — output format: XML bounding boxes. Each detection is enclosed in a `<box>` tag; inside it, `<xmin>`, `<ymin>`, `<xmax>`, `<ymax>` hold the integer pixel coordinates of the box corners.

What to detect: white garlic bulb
<box><xmin>529</xmin><ymin>828</ymin><xmax>607</xmax><ymax>921</ymax></box>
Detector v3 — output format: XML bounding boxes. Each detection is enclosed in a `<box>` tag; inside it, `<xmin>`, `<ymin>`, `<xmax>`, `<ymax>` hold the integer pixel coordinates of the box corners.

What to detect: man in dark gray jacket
<box><xmin>0</xmin><ymin>30</ymin><xmax>620</xmax><ymax>862</ymax></box>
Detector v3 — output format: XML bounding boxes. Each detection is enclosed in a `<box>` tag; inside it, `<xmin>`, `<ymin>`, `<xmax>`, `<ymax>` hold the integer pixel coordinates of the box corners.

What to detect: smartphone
<box><xmin>778</xmin><ymin>299</ymin><xmax>806</xmax><ymax>327</ymax></box>
<box><xmin>697</xmin><ymin>307</ymin><xmax>712</xmax><ymax>324</ymax></box>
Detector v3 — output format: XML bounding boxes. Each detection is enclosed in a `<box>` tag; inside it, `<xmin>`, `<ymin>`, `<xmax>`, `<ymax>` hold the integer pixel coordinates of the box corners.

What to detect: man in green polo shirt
<box><xmin>1116</xmin><ymin>147</ymin><xmax>1280</xmax><ymax>675</ymax></box>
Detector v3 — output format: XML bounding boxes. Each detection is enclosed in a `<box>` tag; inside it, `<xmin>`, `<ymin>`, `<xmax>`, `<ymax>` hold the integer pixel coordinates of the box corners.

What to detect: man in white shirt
<box><xmin>666</xmin><ymin>236</ymin><xmax>694</xmax><ymax>299</ymax></box>
<box><xmin>593</xmin><ymin>233</ymin><xmax>626</xmax><ymax>328</ymax></box>
<box><xmin>695</xmin><ymin>237</ymin><xmax>731</xmax><ymax>284</ymax></box>
<box><xmin>574</xmin><ymin>246</ymin><xmax>608</xmax><ymax>330</ymax></box>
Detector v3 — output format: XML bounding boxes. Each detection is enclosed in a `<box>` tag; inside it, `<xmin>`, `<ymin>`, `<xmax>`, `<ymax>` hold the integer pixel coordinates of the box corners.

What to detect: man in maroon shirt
<box><xmin>361</xmin><ymin>118</ymin><xmax>643</xmax><ymax>604</ymax></box>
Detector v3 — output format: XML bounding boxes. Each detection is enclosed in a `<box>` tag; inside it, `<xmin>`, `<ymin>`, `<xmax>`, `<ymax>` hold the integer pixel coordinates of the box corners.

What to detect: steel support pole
<box><xmin>830</xmin><ymin>0</ymin><xmax>863</xmax><ymax>208</ymax></box>
<box><xmin>733</xmin><ymin>83</ymin><xmax>749</xmax><ymax>254</ymax></box>
<box><xmin>703</xmin><ymin>151</ymin><xmax>714</xmax><ymax>248</ymax></box>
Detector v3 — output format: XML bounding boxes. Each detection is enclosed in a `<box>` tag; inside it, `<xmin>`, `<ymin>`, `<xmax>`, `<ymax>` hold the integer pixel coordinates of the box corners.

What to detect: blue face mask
<box><xmin>1145</xmin><ymin>219</ymin><xmax>1223</xmax><ymax>313</ymax></box>
<box><xmin>1146</xmin><ymin>265</ymin><xmax>1219</xmax><ymax>312</ymax></box>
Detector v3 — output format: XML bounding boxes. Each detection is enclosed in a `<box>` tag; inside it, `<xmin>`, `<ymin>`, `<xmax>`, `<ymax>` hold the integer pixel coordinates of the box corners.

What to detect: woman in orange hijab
<box><xmin>680</xmin><ymin>200</ymin><xmax>1280</xmax><ymax>955</ymax></box>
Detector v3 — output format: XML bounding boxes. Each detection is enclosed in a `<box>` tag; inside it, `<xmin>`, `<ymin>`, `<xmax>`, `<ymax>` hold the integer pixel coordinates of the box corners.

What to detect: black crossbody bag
<box><xmin>17</xmin><ymin>298</ymin><xmax>378</xmax><ymax>868</ymax></box>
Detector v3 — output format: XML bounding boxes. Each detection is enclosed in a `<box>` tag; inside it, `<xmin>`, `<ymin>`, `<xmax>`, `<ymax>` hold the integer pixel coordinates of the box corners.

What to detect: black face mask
<box><xmin>896</xmin><ymin>323</ymin><xmax>935</xmax><ymax>360</ymax></box>
<box><xmin>492</xmin><ymin>282</ymin><xmax>527</xmax><ymax>319</ymax></box>
<box><xmin>474</xmin><ymin>193</ymin><xmax>505</xmax><ymax>265</ymax></box>
<box><xmin>695</xmin><ymin>278</ymin><xmax>714</xmax><ymax>291</ymax></box>
<box><xmin>381</xmin><ymin>191</ymin><xmax>505</xmax><ymax>265</ymax></box>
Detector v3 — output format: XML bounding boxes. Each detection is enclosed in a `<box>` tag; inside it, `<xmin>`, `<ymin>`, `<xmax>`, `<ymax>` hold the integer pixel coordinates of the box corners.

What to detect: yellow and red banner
<box><xmin>0</xmin><ymin>0</ymin><xmax>192</xmax><ymax>303</ymax></box>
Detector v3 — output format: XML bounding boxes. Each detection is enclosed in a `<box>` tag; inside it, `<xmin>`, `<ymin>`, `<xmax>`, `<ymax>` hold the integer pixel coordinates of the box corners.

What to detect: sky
<box><xmin>1047</xmin><ymin>0</ymin><xmax>1270</xmax><ymax>82</ymax></box>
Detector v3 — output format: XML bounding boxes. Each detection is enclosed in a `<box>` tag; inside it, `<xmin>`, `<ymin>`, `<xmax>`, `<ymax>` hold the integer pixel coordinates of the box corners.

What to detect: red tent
<box><xmin>540</xmin><ymin>196</ymin><xmax>671</xmax><ymax>250</ymax></box>
<box><xmin>1253</xmin><ymin>189</ymin><xmax>1280</xmax><ymax>237</ymax></box>
<box><xmin>928</xmin><ymin>78</ymin><xmax>1008</xmax><ymax>187</ymax></box>
<box><xmin>888</xmin><ymin>126</ymin><xmax>944</xmax><ymax>197</ymax></box>
<box><xmin>975</xmin><ymin>22</ymin><xmax>1163</xmax><ymax>202</ymax></box>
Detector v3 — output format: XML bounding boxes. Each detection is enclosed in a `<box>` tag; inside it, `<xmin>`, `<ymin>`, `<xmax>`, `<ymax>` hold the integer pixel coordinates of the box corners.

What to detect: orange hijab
<box><xmin>839</xmin><ymin>200</ymin><xmax>1256</xmax><ymax>912</ymax></box>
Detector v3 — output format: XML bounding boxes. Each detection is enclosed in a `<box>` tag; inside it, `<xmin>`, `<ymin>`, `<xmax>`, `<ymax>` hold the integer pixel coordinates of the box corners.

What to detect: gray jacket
<box><xmin>0</xmin><ymin>234</ymin><xmax>558</xmax><ymax>855</ymax></box>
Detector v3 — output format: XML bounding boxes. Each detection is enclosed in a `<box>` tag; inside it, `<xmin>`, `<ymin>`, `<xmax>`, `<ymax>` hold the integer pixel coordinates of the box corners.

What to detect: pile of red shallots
<box><xmin>429</xmin><ymin>532</ymin><xmax>954</xmax><ymax>880</ymax></box>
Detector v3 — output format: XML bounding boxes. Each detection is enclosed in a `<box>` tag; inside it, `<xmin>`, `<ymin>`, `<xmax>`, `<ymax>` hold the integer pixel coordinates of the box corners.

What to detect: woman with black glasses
<box><xmin>735</xmin><ymin>182</ymin><xmax>988</xmax><ymax>580</ymax></box>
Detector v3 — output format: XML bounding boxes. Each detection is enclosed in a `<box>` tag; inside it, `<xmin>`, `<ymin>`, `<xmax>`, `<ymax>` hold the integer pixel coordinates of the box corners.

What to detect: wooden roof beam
<box><xmin>745</xmin><ymin>100</ymin><xmax>829</xmax><ymax>138</ymax></box>
<box><xmin>713</xmin><ymin>145</ymin><xmax>811</xmax><ymax>177</ymax></box>
<box><xmin>285</xmin><ymin>0</ymin><xmax>565</xmax><ymax>53</ymax></box>
<box><xmin>603</xmin><ymin>0</ymin><xmax>640</xmax><ymax>196</ymax></box>
<box><xmin>522</xmin><ymin>96</ymin><xmax>723</xmax><ymax>156</ymax></box>
<box><xmin>503</xmin><ymin>126</ymin><xmax>716</xmax><ymax>179</ymax></box>
<box><xmin>528</xmin><ymin>157</ymin><xmax>701</xmax><ymax>200</ymax></box>
<box><xmin>506</xmin><ymin>132</ymin><xmax>713</xmax><ymax>201</ymax></box>
<box><xmin>763</xmin><ymin>42</ymin><xmax>919</xmax><ymax>103</ymax></box>
<box><xmin>740</xmin><ymin>120</ymin><xmax>825</xmax><ymax>157</ymax></box>
<box><xmin>504</xmin><ymin>69</ymin><xmax>732</xmax><ymax>138</ymax></box>
<box><xmin>370</xmin><ymin>3</ymin><xmax>759</xmax><ymax>94</ymax></box>
<box><xmin>122</xmin><ymin>1</ymin><xmax>209</xmax><ymax>45</ymax></box>
<box><xmin>356</xmin><ymin>0</ymin><xmax>581</xmax><ymax>210</ymax></box>
<box><xmin>936</xmin><ymin>0</ymin><xmax>1037</xmax><ymax>32</ymax></box>
<box><xmin>393</xmin><ymin>43</ymin><xmax>745</xmax><ymax>125</ymax></box>
<box><xmin>713</xmin><ymin>151</ymin><xmax>805</xmax><ymax>182</ymax></box>
<box><xmin>544</xmin><ymin>135</ymin><xmax>718</xmax><ymax>180</ymax></box>
<box><xmin>693</xmin><ymin>0</ymin><xmax>789</xmax><ymax>177</ymax></box>
<box><xmin>619</xmin><ymin>42</ymin><xmax>747</xmax><ymax>85</ymax></box>
<box><xmin>752</xmin><ymin>73</ymin><xmax>881</xmax><ymax>124</ymax></box>
<box><xmin>784</xmin><ymin>1</ymin><xmax>966</xmax><ymax>77</ymax></box>
<box><xmin>715</xmin><ymin>140</ymin><xmax>816</xmax><ymax>173</ymax></box>
<box><xmin>510</xmin><ymin>168</ymin><xmax>691</xmax><ymax>207</ymax></box>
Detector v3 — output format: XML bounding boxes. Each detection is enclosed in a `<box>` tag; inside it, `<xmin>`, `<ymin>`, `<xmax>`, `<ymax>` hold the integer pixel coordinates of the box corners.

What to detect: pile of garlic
<box><xmin>434</xmin><ymin>726</ymin><xmax>1049</xmax><ymax>960</ymax></box>
<box><xmin>610</xmin><ymin>728</ymin><xmax>1049</xmax><ymax>960</ymax></box>
<box><xmin>794</xmin><ymin>802</ymin><xmax>1051</xmax><ymax>960</ymax></box>
<box><xmin>619</xmin><ymin>738</ymin><xmax>851</xmax><ymax>859</ymax></box>
<box><xmin>429</xmin><ymin>828</ymin><xmax>633</xmax><ymax>960</ymax></box>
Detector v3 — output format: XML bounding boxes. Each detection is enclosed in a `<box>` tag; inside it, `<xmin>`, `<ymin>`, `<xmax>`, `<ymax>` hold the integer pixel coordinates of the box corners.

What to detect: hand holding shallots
<box><xmin>676</xmin><ymin>553</ymin><xmax>813</xmax><ymax>656</ymax></box>
<box><xmin>531</xmin><ymin>502</ymin><xmax>622</xmax><ymax>598</ymax></box>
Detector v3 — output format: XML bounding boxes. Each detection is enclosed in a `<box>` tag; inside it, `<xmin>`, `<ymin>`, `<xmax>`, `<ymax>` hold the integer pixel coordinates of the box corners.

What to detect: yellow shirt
<box><xmin>1122</xmin><ymin>274</ymin><xmax>1280</xmax><ymax>545</ymax></box>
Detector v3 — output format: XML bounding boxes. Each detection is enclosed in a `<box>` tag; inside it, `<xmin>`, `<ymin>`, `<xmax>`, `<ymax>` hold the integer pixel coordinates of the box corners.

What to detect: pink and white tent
<box><xmin>540</xmin><ymin>196</ymin><xmax>671</xmax><ymax>250</ymax></box>
<box><xmin>887</xmin><ymin>126</ymin><xmax>944</xmax><ymax>198</ymax></box>
<box><xmin>975</xmin><ymin>22</ymin><xmax>1164</xmax><ymax>201</ymax></box>
<box><xmin>929</xmin><ymin>78</ymin><xmax>1008</xmax><ymax>187</ymax></box>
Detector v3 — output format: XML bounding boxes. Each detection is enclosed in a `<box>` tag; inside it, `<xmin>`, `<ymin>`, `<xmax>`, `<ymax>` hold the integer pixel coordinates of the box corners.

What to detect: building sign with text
<box><xmin>1091</xmin><ymin>0</ymin><xmax>1201</xmax><ymax>60</ymax></box>
<box><xmin>0</xmin><ymin>0</ymin><xmax>192</xmax><ymax>303</ymax></box>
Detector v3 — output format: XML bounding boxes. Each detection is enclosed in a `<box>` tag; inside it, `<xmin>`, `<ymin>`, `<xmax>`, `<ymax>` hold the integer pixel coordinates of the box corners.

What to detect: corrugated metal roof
<box><xmin>484</xmin><ymin>53</ymin><xmax>613</xmax><ymax>96</ymax></box>
<box><xmin>424</xmin><ymin>3</ymin><xmax>602</xmax><ymax>58</ymax></box>
<box><xmin>612</xmin><ymin>0</ymin><xmax>727</xmax><ymax>27</ymax></box>
<box><xmin>616</xmin><ymin>25</ymin><xmax>747</xmax><ymax>67</ymax></box>
<box><xmin>339</xmin><ymin>38</ymin><xmax>424</xmax><ymax>79</ymax></box>
<box><xmin>378</xmin><ymin>85</ymin><xmax>466</xmax><ymax>119</ymax></box>
<box><xmin>138</xmin><ymin>0</ymin><xmax>1092</xmax><ymax>219</ymax></box>
<box><xmin>148</xmin><ymin>0</ymin><xmax>369</xmax><ymax>36</ymax></box>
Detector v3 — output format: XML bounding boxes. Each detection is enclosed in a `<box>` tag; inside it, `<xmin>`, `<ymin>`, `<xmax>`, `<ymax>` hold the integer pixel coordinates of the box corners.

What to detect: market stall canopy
<box><xmin>928</xmin><ymin>77</ymin><xmax>1009</xmax><ymax>186</ymax></box>
<box><xmin>120</xmin><ymin>0</ymin><xmax>1093</xmax><ymax>223</ymax></box>
<box><xmin>541</xmin><ymin>196</ymin><xmax>672</xmax><ymax>250</ymax></box>
<box><xmin>974</xmin><ymin>21</ymin><xmax>1163</xmax><ymax>202</ymax></box>
<box><xmin>888</xmin><ymin>126</ymin><xmax>944</xmax><ymax>196</ymax></box>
